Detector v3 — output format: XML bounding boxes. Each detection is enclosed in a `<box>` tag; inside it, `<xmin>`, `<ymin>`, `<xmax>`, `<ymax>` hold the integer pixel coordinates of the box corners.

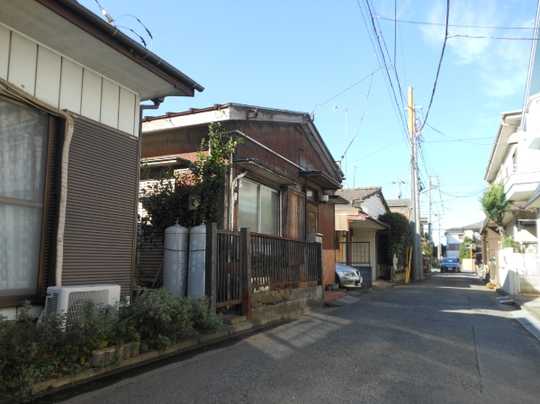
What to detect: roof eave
<box><xmin>36</xmin><ymin>0</ymin><xmax>204</xmax><ymax>98</ymax></box>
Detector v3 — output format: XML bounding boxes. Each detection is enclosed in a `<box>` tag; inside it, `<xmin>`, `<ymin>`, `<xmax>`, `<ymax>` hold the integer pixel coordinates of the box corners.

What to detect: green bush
<box><xmin>0</xmin><ymin>289</ymin><xmax>223</xmax><ymax>401</ymax></box>
<box><xmin>191</xmin><ymin>298</ymin><xmax>223</xmax><ymax>332</ymax></box>
<box><xmin>120</xmin><ymin>289</ymin><xmax>194</xmax><ymax>351</ymax></box>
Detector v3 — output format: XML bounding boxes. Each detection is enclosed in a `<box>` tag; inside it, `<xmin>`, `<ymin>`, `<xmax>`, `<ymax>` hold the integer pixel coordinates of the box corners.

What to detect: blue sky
<box><xmin>81</xmin><ymin>0</ymin><xmax>537</xmax><ymax>243</ymax></box>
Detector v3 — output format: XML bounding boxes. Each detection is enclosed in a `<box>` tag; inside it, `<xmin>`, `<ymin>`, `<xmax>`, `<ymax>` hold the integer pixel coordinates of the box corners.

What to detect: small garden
<box><xmin>0</xmin><ymin>289</ymin><xmax>222</xmax><ymax>402</ymax></box>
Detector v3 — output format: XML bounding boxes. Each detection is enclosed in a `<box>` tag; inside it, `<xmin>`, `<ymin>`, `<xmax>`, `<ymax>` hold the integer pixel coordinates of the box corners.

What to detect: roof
<box><xmin>387</xmin><ymin>198</ymin><xmax>411</xmax><ymax>207</ymax></box>
<box><xmin>336</xmin><ymin>187</ymin><xmax>381</xmax><ymax>204</ymax></box>
<box><xmin>484</xmin><ymin>111</ymin><xmax>522</xmax><ymax>182</ymax></box>
<box><xmin>445</xmin><ymin>221</ymin><xmax>483</xmax><ymax>234</ymax></box>
<box><xmin>11</xmin><ymin>0</ymin><xmax>204</xmax><ymax>99</ymax></box>
<box><xmin>142</xmin><ymin>103</ymin><xmax>343</xmax><ymax>183</ymax></box>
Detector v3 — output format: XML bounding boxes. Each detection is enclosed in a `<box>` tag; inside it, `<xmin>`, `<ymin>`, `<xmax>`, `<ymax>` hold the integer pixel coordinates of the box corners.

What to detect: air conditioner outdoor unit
<box><xmin>43</xmin><ymin>285</ymin><xmax>121</xmax><ymax>323</ymax></box>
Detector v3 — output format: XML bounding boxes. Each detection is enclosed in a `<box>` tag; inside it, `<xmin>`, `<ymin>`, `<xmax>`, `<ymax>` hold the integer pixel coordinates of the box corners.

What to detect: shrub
<box><xmin>0</xmin><ymin>290</ymin><xmax>221</xmax><ymax>401</ymax></box>
<box><xmin>121</xmin><ymin>289</ymin><xmax>193</xmax><ymax>350</ymax></box>
<box><xmin>190</xmin><ymin>298</ymin><xmax>223</xmax><ymax>332</ymax></box>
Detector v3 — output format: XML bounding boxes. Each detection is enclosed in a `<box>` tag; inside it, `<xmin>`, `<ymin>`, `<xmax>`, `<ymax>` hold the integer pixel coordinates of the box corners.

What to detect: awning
<box><xmin>234</xmin><ymin>158</ymin><xmax>296</xmax><ymax>186</ymax></box>
<box><xmin>300</xmin><ymin>170</ymin><xmax>341</xmax><ymax>190</ymax></box>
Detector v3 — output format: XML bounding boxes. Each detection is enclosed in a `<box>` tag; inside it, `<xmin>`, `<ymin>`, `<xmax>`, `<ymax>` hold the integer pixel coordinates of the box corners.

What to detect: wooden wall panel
<box><xmin>0</xmin><ymin>25</ymin><xmax>8</xmax><ymax>79</ymax></box>
<box><xmin>81</xmin><ymin>69</ymin><xmax>102</xmax><ymax>121</ymax></box>
<box><xmin>8</xmin><ymin>32</ymin><xmax>37</xmax><ymax>93</ymax></box>
<box><xmin>101</xmin><ymin>78</ymin><xmax>119</xmax><ymax>128</ymax></box>
<box><xmin>0</xmin><ymin>22</ymin><xmax>139</xmax><ymax>136</ymax></box>
<box><xmin>35</xmin><ymin>46</ymin><xmax>61</xmax><ymax>107</ymax></box>
<box><xmin>59</xmin><ymin>58</ymin><xmax>83</xmax><ymax>114</ymax></box>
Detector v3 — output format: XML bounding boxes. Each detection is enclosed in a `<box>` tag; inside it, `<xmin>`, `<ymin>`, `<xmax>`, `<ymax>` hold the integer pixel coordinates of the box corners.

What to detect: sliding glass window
<box><xmin>238</xmin><ymin>179</ymin><xmax>279</xmax><ymax>235</ymax></box>
<box><xmin>0</xmin><ymin>99</ymin><xmax>48</xmax><ymax>297</ymax></box>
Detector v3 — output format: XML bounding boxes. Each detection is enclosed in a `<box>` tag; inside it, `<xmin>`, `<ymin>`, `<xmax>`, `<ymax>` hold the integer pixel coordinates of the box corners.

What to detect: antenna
<box><xmin>93</xmin><ymin>0</ymin><xmax>114</xmax><ymax>24</ymax></box>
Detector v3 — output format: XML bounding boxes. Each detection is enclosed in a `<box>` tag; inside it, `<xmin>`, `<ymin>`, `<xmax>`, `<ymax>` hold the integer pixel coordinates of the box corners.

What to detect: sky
<box><xmin>81</xmin><ymin>0</ymin><xmax>538</xmax><ymax>244</ymax></box>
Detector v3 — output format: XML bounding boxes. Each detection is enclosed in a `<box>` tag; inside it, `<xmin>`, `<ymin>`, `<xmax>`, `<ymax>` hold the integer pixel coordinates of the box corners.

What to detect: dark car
<box><xmin>440</xmin><ymin>257</ymin><xmax>460</xmax><ymax>273</ymax></box>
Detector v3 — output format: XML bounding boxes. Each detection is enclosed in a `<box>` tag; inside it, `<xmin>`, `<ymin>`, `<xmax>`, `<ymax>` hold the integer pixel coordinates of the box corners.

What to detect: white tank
<box><xmin>188</xmin><ymin>224</ymin><xmax>207</xmax><ymax>298</ymax></box>
<box><xmin>163</xmin><ymin>224</ymin><xmax>189</xmax><ymax>297</ymax></box>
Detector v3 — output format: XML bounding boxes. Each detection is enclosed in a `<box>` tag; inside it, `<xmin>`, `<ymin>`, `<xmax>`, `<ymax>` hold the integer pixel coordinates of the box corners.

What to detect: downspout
<box><xmin>54</xmin><ymin>114</ymin><xmax>75</xmax><ymax>287</ymax></box>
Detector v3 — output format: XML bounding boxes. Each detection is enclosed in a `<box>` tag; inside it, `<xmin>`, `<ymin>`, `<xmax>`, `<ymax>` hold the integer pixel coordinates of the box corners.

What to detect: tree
<box><xmin>458</xmin><ymin>237</ymin><xmax>474</xmax><ymax>259</ymax></box>
<box><xmin>379</xmin><ymin>212</ymin><xmax>413</xmax><ymax>266</ymax></box>
<box><xmin>140</xmin><ymin>123</ymin><xmax>238</xmax><ymax>236</ymax></box>
<box><xmin>481</xmin><ymin>184</ymin><xmax>509</xmax><ymax>236</ymax></box>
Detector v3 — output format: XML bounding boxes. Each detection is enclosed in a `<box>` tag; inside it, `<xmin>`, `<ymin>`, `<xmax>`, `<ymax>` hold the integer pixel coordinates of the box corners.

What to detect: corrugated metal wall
<box><xmin>61</xmin><ymin>116</ymin><xmax>138</xmax><ymax>296</ymax></box>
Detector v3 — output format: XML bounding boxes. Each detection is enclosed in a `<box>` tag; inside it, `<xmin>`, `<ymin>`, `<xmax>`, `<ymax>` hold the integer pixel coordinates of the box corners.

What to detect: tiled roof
<box><xmin>336</xmin><ymin>187</ymin><xmax>381</xmax><ymax>204</ymax></box>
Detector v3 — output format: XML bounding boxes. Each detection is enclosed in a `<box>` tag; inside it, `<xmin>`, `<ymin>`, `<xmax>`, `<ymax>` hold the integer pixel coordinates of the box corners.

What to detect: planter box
<box><xmin>90</xmin><ymin>341</ymin><xmax>141</xmax><ymax>368</ymax></box>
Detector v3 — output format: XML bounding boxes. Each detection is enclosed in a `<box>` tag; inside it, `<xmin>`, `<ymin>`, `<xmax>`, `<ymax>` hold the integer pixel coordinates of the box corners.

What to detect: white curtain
<box><xmin>0</xmin><ymin>99</ymin><xmax>48</xmax><ymax>294</ymax></box>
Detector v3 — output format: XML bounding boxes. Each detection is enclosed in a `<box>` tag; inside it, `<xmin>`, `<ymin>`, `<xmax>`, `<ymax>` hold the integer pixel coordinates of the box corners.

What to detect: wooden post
<box><xmin>205</xmin><ymin>222</ymin><xmax>217</xmax><ymax>312</ymax></box>
<box><xmin>346</xmin><ymin>231</ymin><xmax>352</xmax><ymax>266</ymax></box>
<box><xmin>240</xmin><ymin>227</ymin><xmax>252</xmax><ymax>318</ymax></box>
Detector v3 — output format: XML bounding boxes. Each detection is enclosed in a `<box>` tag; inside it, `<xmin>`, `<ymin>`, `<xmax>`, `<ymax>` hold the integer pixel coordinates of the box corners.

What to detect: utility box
<box><xmin>188</xmin><ymin>224</ymin><xmax>206</xmax><ymax>298</ymax></box>
<box><xmin>163</xmin><ymin>224</ymin><xmax>189</xmax><ymax>297</ymax></box>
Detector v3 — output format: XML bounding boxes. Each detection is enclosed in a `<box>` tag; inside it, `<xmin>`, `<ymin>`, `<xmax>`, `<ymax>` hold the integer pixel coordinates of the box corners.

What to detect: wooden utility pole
<box><xmin>407</xmin><ymin>86</ymin><xmax>423</xmax><ymax>281</ymax></box>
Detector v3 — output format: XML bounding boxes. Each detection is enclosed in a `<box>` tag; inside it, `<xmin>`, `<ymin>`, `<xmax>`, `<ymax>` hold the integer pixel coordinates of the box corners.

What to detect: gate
<box><xmin>215</xmin><ymin>231</ymin><xmax>243</xmax><ymax>309</ymax></box>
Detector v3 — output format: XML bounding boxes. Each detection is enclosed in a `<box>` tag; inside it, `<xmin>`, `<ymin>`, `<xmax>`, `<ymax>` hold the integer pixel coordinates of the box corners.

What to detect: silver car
<box><xmin>336</xmin><ymin>263</ymin><xmax>363</xmax><ymax>288</ymax></box>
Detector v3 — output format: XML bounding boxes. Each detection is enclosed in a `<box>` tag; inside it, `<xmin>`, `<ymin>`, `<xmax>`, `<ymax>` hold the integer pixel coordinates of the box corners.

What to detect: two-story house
<box><xmin>0</xmin><ymin>0</ymin><xmax>202</xmax><ymax>318</ymax></box>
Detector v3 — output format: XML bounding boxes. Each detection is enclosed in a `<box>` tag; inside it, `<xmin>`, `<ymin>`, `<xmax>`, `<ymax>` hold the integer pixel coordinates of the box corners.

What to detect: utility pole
<box><xmin>407</xmin><ymin>86</ymin><xmax>423</xmax><ymax>281</ymax></box>
<box><xmin>392</xmin><ymin>179</ymin><xmax>405</xmax><ymax>199</ymax></box>
<box><xmin>428</xmin><ymin>176</ymin><xmax>433</xmax><ymax>241</ymax></box>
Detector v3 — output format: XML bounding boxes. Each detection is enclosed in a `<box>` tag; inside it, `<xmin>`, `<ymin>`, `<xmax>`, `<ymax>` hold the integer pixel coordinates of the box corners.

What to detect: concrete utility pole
<box><xmin>407</xmin><ymin>86</ymin><xmax>423</xmax><ymax>281</ymax></box>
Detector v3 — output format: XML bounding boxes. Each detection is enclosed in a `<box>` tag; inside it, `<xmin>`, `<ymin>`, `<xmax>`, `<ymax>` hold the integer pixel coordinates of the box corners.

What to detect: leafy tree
<box><xmin>140</xmin><ymin>123</ymin><xmax>238</xmax><ymax>235</ymax></box>
<box><xmin>458</xmin><ymin>237</ymin><xmax>474</xmax><ymax>259</ymax></box>
<box><xmin>379</xmin><ymin>212</ymin><xmax>413</xmax><ymax>265</ymax></box>
<box><xmin>481</xmin><ymin>184</ymin><xmax>509</xmax><ymax>236</ymax></box>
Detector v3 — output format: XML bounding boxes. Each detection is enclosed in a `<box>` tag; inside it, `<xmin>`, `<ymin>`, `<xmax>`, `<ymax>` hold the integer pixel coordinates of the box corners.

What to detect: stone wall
<box><xmin>250</xmin><ymin>286</ymin><xmax>323</xmax><ymax>325</ymax></box>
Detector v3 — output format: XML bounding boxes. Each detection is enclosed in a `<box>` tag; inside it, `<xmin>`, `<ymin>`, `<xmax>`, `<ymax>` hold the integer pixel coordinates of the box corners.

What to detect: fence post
<box><xmin>205</xmin><ymin>222</ymin><xmax>217</xmax><ymax>312</ymax></box>
<box><xmin>346</xmin><ymin>231</ymin><xmax>352</xmax><ymax>266</ymax></box>
<box><xmin>240</xmin><ymin>227</ymin><xmax>252</xmax><ymax>318</ymax></box>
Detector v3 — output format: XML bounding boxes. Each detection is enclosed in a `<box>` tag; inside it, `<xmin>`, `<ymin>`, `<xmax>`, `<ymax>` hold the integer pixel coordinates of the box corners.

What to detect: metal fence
<box><xmin>251</xmin><ymin>233</ymin><xmax>321</xmax><ymax>291</ymax></box>
<box><xmin>212</xmin><ymin>228</ymin><xmax>322</xmax><ymax>312</ymax></box>
<box><xmin>336</xmin><ymin>241</ymin><xmax>370</xmax><ymax>267</ymax></box>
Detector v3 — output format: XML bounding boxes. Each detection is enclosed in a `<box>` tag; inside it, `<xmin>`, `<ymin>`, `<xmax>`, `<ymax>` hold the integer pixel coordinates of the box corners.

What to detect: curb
<box><xmin>513</xmin><ymin>307</ymin><xmax>540</xmax><ymax>343</ymax></box>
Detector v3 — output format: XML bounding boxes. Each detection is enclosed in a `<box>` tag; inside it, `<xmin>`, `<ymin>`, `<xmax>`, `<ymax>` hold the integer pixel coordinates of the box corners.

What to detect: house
<box><xmin>141</xmin><ymin>103</ymin><xmax>343</xmax><ymax>288</ymax></box>
<box><xmin>334</xmin><ymin>187</ymin><xmax>391</xmax><ymax>285</ymax></box>
<box><xmin>387</xmin><ymin>198</ymin><xmax>411</xmax><ymax>221</ymax></box>
<box><xmin>483</xmin><ymin>109</ymin><xmax>540</xmax><ymax>293</ymax></box>
<box><xmin>0</xmin><ymin>0</ymin><xmax>202</xmax><ymax>318</ymax></box>
<box><xmin>444</xmin><ymin>222</ymin><xmax>482</xmax><ymax>259</ymax></box>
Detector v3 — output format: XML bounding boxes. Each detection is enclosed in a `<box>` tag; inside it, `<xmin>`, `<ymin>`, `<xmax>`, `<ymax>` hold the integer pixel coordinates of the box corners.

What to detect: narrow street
<box><xmin>56</xmin><ymin>274</ymin><xmax>540</xmax><ymax>404</ymax></box>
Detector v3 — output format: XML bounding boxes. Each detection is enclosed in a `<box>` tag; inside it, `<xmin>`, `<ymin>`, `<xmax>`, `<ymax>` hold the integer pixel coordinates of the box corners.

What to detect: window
<box><xmin>238</xmin><ymin>179</ymin><xmax>279</xmax><ymax>235</ymax></box>
<box><xmin>0</xmin><ymin>99</ymin><xmax>49</xmax><ymax>296</ymax></box>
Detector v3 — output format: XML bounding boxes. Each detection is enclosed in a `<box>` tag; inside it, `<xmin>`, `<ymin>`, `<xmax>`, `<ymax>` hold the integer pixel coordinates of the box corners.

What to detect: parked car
<box><xmin>440</xmin><ymin>257</ymin><xmax>460</xmax><ymax>273</ymax></box>
<box><xmin>335</xmin><ymin>263</ymin><xmax>363</xmax><ymax>288</ymax></box>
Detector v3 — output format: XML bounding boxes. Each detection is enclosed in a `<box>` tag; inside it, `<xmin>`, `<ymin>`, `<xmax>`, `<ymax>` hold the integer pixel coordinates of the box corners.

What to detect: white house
<box><xmin>483</xmin><ymin>7</ymin><xmax>540</xmax><ymax>293</ymax></box>
<box><xmin>334</xmin><ymin>187</ymin><xmax>390</xmax><ymax>285</ymax></box>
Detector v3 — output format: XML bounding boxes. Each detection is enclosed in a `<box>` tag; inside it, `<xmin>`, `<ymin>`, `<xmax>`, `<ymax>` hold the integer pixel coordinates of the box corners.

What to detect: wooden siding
<box><xmin>0</xmin><ymin>23</ymin><xmax>140</xmax><ymax>136</ymax></box>
<box><xmin>62</xmin><ymin>116</ymin><xmax>138</xmax><ymax>296</ymax></box>
<box><xmin>318</xmin><ymin>203</ymin><xmax>336</xmax><ymax>286</ymax></box>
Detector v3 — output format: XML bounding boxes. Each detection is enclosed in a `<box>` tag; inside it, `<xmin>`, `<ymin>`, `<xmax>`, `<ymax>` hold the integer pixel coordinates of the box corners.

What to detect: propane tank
<box><xmin>163</xmin><ymin>223</ymin><xmax>189</xmax><ymax>297</ymax></box>
<box><xmin>188</xmin><ymin>223</ymin><xmax>206</xmax><ymax>298</ymax></box>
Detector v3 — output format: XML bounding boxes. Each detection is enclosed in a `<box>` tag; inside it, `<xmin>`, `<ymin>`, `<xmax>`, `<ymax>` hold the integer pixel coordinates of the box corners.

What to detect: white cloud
<box><xmin>420</xmin><ymin>0</ymin><xmax>533</xmax><ymax>99</ymax></box>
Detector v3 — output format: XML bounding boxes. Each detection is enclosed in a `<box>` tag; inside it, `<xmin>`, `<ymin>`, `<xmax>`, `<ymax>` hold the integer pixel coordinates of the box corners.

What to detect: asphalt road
<box><xmin>56</xmin><ymin>273</ymin><xmax>540</xmax><ymax>404</ymax></box>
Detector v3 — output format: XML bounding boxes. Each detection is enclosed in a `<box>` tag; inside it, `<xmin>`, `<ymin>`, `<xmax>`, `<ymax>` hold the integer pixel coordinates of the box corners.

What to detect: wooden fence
<box><xmin>209</xmin><ymin>226</ymin><xmax>322</xmax><ymax>314</ymax></box>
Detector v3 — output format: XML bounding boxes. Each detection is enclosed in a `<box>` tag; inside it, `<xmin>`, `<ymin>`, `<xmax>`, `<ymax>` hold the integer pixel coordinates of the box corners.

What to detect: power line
<box><xmin>340</xmin><ymin>72</ymin><xmax>376</xmax><ymax>161</ymax></box>
<box><xmin>312</xmin><ymin>67</ymin><xmax>380</xmax><ymax>112</ymax></box>
<box><xmin>448</xmin><ymin>33</ymin><xmax>540</xmax><ymax>41</ymax></box>
<box><xmin>425</xmin><ymin>124</ymin><xmax>493</xmax><ymax>145</ymax></box>
<box><xmin>419</xmin><ymin>0</ymin><xmax>450</xmax><ymax>132</ymax></box>
<box><xmin>376</xmin><ymin>15</ymin><xmax>534</xmax><ymax>31</ymax></box>
<box><xmin>356</xmin><ymin>0</ymin><xmax>410</xmax><ymax>144</ymax></box>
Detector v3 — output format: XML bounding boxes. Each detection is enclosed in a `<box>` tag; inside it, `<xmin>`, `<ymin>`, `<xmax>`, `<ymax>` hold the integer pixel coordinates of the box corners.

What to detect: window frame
<box><xmin>237</xmin><ymin>178</ymin><xmax>281</xmax><ymax>236</ymax></box>
<box><xmin>0</xmin><ymin>98</ymin><xmax>59</xmax><ymax>307</ymax></box>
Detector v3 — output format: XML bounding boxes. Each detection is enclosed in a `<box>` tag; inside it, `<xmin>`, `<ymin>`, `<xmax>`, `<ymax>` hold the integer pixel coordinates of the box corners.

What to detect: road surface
<box><xmin>54</xmin><ymin>273</ymin><xmax>540</xmax><ymax>404</ymax></box>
